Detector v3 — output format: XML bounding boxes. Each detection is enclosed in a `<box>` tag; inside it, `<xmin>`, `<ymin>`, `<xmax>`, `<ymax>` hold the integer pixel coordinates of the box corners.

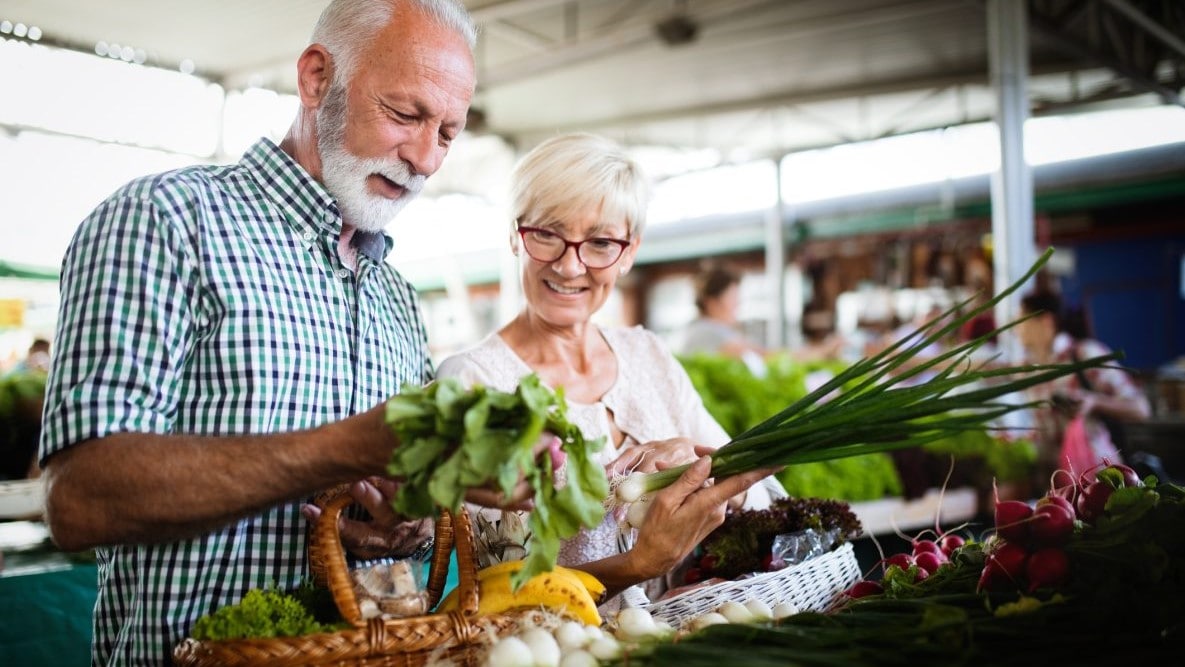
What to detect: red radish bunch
<box><xmin>843</xmin><ymin>579</ymin><xmax>884</xmax><ymax>599</ymax></box>
<box><xmin>980</xmin><ymin>505</ymin><xmax>1073</xmax><ymax>593</ymax></box>
<box><xmin>1074</xmin><ymin>461</ymin><xmax>1142</xmax><ymax>524</ymax></box>
<box><xmin>979</xmin><ymin>460</ymin><xmax>1142</xmax><ymax>594</ymax></box>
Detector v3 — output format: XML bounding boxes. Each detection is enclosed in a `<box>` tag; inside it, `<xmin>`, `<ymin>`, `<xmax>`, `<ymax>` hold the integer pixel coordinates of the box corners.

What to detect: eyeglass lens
<box><xmin>522</xmin><ymin>228</ymin><xmax>625</xmax><ymax>268</ymax></box>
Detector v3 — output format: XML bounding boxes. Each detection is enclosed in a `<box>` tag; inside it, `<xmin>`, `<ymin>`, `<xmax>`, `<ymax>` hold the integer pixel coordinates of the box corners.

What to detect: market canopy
<box><xmin>3</xmin><ymin>0</ymin><xmax>1182</xmax><ymax>163</ymax></box>
<box><xmin>0</xmin><ymin>259</ymin><xmax>58</xmax><ymax>282</ymax></box>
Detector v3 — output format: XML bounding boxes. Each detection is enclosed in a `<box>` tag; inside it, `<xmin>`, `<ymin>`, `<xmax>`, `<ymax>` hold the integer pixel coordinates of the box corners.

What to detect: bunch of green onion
<box><xmin>615</xmin><ymin>247</ymin><xmax>1121</xmax><ymax>504</ymax></box>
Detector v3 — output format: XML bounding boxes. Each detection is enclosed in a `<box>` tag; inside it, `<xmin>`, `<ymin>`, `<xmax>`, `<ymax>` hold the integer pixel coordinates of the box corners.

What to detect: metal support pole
<box><xmin>765</xmin><ymin>159</ymin><xmax>787</xmax><ymax>349</ymax></box>
<box><xmin>988</xmin><ymin>0</ymin><xmax>1037</xmax><ymax>361</ymax></box>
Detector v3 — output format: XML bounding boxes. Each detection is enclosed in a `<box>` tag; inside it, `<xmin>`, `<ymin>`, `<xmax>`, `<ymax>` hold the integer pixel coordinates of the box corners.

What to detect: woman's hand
<box><xmin>624</xmin><ymin>456</ymin><xmax>774</xmax><ymax>581</ymax></box>
<box><xmin>607</xmin><ymin>437</ymin><xmax>706</xmax><ymax>476</ymax></box>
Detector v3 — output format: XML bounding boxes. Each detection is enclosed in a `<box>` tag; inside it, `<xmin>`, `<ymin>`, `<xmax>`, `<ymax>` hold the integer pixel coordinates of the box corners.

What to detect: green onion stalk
<box><xmin>614</xmin><ymin>247</ymin><xmax>1122</xmax><ymax>503</ymax></box>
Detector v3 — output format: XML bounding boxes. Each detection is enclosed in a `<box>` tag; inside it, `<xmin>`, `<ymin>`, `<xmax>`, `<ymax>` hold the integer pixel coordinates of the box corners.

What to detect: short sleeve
<box><xmin>40</xmin><ymin>189</ymin><xmax>197</xmax><ymax>463</ymax></box>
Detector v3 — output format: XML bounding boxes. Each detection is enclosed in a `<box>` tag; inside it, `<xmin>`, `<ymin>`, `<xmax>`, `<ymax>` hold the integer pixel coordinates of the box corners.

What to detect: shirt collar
<box><xmin>239</xmin><ymin>138</ymin><xmax>394</xmax><ymax>262</ymax></box>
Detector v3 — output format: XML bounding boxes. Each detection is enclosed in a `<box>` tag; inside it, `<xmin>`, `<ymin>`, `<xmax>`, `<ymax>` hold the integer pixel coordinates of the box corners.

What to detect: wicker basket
<box><xmin>636</xmin><ymin>542</ymin><xmax>861</xmax><ymax>629</ymax></box>
<box><xmin>174</xmin><ymin>495</ymin><xmax>523</xmax><ymax>667</ymax></box>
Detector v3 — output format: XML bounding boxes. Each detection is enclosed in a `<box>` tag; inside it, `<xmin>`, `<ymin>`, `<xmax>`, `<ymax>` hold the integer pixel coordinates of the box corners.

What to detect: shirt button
<box><xmin>336</xmin><ymin>268</ymin><xmax>350</xmax><ymax>279</ymax></box>
<box><xmin>302</xmin><ymin>230</ymin><xmax>315</xmax><ymax>242</ymax></box>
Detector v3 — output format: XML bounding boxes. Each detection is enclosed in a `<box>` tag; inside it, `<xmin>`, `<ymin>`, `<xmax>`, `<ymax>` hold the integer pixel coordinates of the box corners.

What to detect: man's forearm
<box><xmin>43</xmin><ymin>403</ymin><xmax>395</xmax><ymax>550</ymax></box>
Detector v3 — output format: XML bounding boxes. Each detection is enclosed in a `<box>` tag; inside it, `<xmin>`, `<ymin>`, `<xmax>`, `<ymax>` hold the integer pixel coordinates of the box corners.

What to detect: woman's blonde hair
<box><xmin>510</xmin><ymin>133</ymin><xmax>650</xmax><ymax>237</ymax></box>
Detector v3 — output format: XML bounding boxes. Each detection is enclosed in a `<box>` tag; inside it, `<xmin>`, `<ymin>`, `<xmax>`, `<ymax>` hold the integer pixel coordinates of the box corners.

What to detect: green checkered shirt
<box><xmin>39</xmin><ymin>138</ymin><xmax>434</xmax><ymax>665</ymax></box>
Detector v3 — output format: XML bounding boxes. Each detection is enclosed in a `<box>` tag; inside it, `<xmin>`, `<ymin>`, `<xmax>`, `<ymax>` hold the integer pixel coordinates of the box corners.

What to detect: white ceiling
<box><xmin>3</xmin><ymin>0</ymin><xmax>1183</xmax><ymax>162</ymax></box>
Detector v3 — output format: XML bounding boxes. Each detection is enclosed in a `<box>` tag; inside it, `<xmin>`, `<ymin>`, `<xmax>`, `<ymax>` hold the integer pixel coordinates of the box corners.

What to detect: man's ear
<box><xmin>296</xmin><ymin>44</ymin><xmax>334</xmax><ymax>109</ymax></box>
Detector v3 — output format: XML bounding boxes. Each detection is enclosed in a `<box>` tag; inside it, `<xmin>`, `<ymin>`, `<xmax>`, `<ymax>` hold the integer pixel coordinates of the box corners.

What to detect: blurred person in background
<box><xmin>37</xmin><ymin>2</ymin><xmax>537</xmax><ymax>663</ymax></box>
<box><xmin>1</xmin><ymin>338</ymin><xmax>50</xmax><ymax>479</ymax></box>
<box><xmin>7</xmin><ymin>337</ymin><xmax>51</xmax><ymax>375</ymax></box>
<box><xmin>436</xmin><ymin>133</ymin><xmax>783</xmax><ymax>609</ymax></box>
<box><xmin>1016</xmin><ymin>290</ymin><xmax>1151</xmax><ymax>490</ymax></box>
<box><xmin>680</xmin><ymin>264</ymin><xmax>770</xmax><ymax>376</ymax></box>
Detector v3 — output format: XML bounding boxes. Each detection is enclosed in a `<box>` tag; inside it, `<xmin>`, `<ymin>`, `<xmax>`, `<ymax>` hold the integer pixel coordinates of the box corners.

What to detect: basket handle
<box><xmin>308</xmin><ymin>494</ymin><xmax>485</xmax><ymax>626</ymax></box>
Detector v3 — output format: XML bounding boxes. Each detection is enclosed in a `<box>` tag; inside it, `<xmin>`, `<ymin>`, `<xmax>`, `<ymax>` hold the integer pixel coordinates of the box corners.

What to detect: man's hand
<box><xmin>302</xmin><ymin>477</ymin><xmax>432</xmax><ymax>560</ymax></box>
<box><xmin>461</xmin><ymin>434</ymin><xmax>564</xmax><ymax>511</ymax></box>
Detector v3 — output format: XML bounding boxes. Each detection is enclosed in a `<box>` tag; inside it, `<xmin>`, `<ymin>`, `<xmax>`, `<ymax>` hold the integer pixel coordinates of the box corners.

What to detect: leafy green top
<box><xmin>384</xmin><ymin>374</ymin><xmax>609</xmax><ymax>588</ymax></box>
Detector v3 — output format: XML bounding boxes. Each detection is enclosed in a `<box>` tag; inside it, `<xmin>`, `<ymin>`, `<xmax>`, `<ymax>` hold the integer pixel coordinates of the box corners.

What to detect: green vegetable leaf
<box><xmin>385</xmin><ymin>374</ymin><xmax>607</xmax><ymax>590</ymax></box>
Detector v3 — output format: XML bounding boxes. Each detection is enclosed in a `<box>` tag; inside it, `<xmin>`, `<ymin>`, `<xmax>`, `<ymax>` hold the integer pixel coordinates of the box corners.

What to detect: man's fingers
<box><xmin>464</xmin><ymin>485</ymin><xmax>535</xmax><ymax>511</ymax></box>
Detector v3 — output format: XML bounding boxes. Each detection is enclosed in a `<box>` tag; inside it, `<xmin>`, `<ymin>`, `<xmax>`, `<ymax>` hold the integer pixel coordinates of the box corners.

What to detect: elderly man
<box><xmin>37</xmin><ymin>1</ymin><xmax>500</xmax><ymax>663</ymax></box>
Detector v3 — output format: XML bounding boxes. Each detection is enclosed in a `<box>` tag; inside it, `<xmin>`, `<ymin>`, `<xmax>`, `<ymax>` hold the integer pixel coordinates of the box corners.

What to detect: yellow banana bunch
<box><xmin>435</xmin><ymin>561</ymin><xmax>605</xmax><ymax>626</ymax></box>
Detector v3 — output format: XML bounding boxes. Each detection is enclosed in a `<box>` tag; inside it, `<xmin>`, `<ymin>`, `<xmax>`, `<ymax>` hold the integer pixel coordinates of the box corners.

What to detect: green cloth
<box><xmin>0</xmin><ymin>560</ymin><xmax>98</xmax><ymax>666</ymax></box>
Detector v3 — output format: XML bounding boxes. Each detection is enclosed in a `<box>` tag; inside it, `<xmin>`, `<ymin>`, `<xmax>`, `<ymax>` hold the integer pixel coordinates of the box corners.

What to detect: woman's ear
<box><xmin>618</xmin><ymin>235</ymin><xmax>641</xmax><ymax>275</ymax></box>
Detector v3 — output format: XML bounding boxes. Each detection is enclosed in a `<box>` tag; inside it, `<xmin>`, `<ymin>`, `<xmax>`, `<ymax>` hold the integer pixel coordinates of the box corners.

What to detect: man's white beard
<box><xmin>315</xmin><ymin>83</ymin><xmax>426</xmax><ymax>233</ymax></box>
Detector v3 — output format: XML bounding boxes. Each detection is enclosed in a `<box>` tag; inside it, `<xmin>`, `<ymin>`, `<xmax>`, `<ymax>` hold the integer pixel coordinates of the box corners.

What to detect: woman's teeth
<box><xmin>546</xmin><ymin>281</ymin><xmax>582</xmax><ymax>295</ymax></box>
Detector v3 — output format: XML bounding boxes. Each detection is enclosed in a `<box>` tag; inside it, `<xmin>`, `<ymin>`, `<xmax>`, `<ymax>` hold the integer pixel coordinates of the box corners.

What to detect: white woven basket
<box><xmin>635</xmin><ymin>542</ymin><xmax>861</xmax><ymax>628</ymax></box>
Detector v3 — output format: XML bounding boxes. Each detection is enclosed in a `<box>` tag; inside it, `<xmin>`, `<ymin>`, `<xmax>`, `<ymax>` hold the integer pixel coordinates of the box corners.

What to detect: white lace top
<box><xmin>436</xmin><ymin>324</ymin><xmax>720</xmax><ymax>547</ymax></box>
<box><xmin>436</xmin><ymin>325</ymin><xmax>776</xmax><ymax>604</ymax></box>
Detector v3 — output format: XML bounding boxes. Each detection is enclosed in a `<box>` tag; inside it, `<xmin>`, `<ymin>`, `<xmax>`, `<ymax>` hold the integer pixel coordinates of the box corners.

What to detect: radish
<box><xmin>979</xmin><ymin>540</ymin><xmax>1028</xmax><ymax>592</ymax></box>
<box><xmin>844</xmin><ymin>580</ymin><xmax>883</xmax><ymax>599</ymax></box>
<box><xmin>1029</xmin><ymin>502</ymin><xmax>1074</xmax><ymax>546</ymax></box>
<box><xmin>914</xmin><ymin>550</ymin><xmax>944</xmax><ymax>576</ymax></box>
<box><xmin>883</xmin><ymin>552</ymin><xmax>916</xmax><ymax>573</ymax></box>
<box><xmin>994</xmin><ymin>500</ymin><xmax>1034</xmax><ymax>544</ymax></box>
<box><xmin>938</xmin><ymin>534</ymin><xmax>965</xmax><ymax>557</ymax></box>
<box><xmin>1075</xmin><ymin>480</ymin><xmax>1115</xmax><ymax>523</ymax></box>
<box><xmin>1037</xmin><ymin>494</ymin><xmax>1074</xmax><ymax>516</ymax></box>
<box><xmin>911</xmin><ymin>539</ymin><xmax>943</xmax><ymax>557</ymax></box>
<box><xmin>1025</xmin><ymin>547</ymin><xmax>1070</xmax><ymax>592</ymax></box>
<box><xmin>1103</xmin><ymin>462</ymin><xmax>1141</xmax><ymax>488</ymax></box>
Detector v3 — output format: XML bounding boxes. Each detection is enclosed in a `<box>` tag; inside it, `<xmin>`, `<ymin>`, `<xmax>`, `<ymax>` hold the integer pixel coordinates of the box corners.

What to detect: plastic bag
<box><xmin>1059</xmin><ymin>415</ymin><xmax>1096</xmax><ymax>477</ymax></box>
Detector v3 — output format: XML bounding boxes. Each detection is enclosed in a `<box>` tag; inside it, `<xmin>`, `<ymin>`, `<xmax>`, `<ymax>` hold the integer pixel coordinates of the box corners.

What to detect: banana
<box><xmin>434</xmin><ymin>562</ymin><xmax>603</xmax><ymax>625</ymax></box>
<box><xmin>478</xmin><ymin>568</ymin><xmax>602</xmax><ymax>626</ymax></box>
<box><xmin>561</xmin><ymin>567</ymin><xmax>606</xmax><ymax>602</ymax></box>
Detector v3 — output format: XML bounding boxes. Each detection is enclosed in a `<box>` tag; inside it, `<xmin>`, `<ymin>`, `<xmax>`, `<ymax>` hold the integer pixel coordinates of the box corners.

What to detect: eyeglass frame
<box><xmin>514</xmin><ymin>222</ymin><xmax>633</xmax><ymax>270</ymax></box>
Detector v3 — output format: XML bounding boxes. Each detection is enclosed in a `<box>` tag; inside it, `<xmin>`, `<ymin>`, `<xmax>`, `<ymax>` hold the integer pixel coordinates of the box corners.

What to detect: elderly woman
<box><xmin>437</xmin><ymin>133</ymin><xmax>782</xmax><ymax>605</ymax></box>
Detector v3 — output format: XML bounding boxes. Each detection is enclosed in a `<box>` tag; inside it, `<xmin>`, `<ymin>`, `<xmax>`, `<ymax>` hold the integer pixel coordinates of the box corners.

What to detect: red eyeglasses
<box><xmin>516</xmin><ymin>224</ymin><xmax>631</xmax><ymax>269</ymax></box>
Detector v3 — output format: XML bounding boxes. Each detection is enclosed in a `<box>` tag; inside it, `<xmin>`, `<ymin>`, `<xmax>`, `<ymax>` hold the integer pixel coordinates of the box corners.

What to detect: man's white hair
<box><xmin>310</xmin><ymin>0</ymin><xmax>477</xmax><ymax>85</ymax></box>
